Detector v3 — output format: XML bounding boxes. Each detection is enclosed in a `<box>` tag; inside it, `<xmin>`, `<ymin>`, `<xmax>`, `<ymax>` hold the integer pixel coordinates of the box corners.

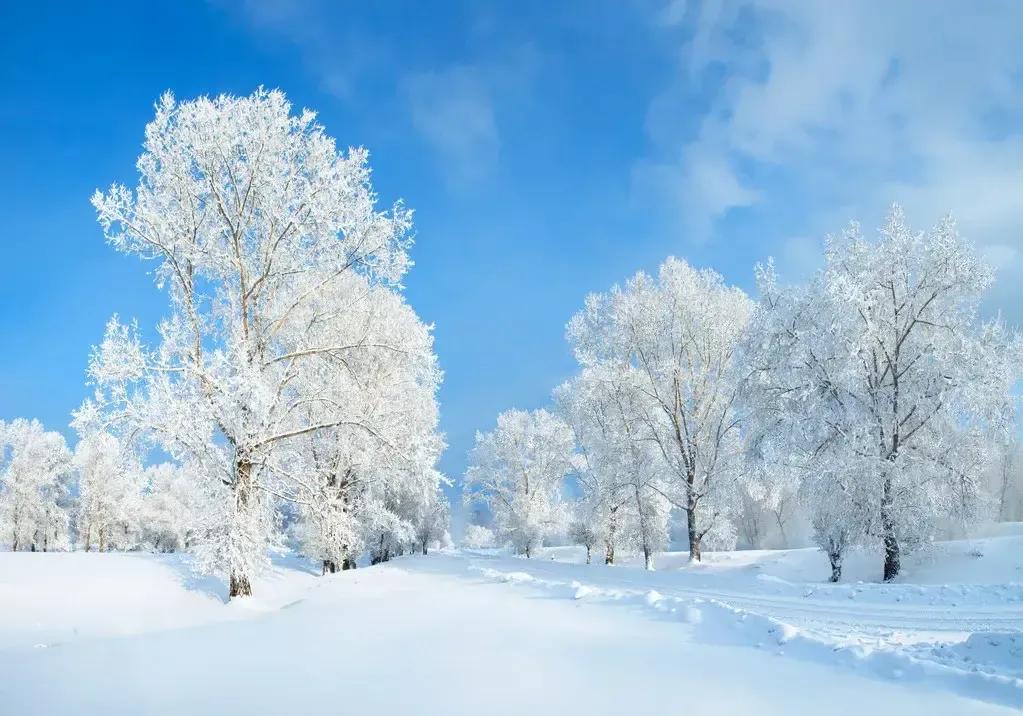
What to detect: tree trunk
<box><xmin>605</xmin><ymin>511</ymin><xmax>617</xmax><ymax>565</ymax></box>
<box><xmin>643</xmin><ymin>547</ymin><xmax>653</xmax><ymax>570</ymax></box>
<box><xmin>773</xmin><ymin>508</ymin><xmax>788</xmax><ymax>548</ymax></box>
<box><xmin>323</xmin><ymin>559</ymin><xmax>338</xmax><ymax>574</ymax></box>
<box><xmin>881</xmin><ymin>477</ymin><xmax>900</xmax><ymax>582</ymax></box>
<box><xmin>687</xmin><ymin>504</ymin><xmax>702</xmax><ymax>562</ymax></box>
<box><xmin>585</xmin><ymin>545</ymin><xmax>591</xmax><ymax>565</ymax></box>
<box><xmin>828</xmin><ymin>547</ymin><xmax>842</xmax><ymax>583</ymax></box>
<box><xmin>230</xmin><ymin>572</ymin><xmax>252</xmax><ymax>597</ymax></box>
<box><xmin>371</xmin><ymin>533</ymin><xmax>387</xmax><ymax>565</ymax></box>
<box><xmin>342</xmin><ymin>556</ymin><xmax>357</xmax><ymax>570</ymax></box>
<box><xmin>229</xmin><ymin>457</ymin><xmax>255</xmax><ymax>598</ymax></box>
<box><xmin>524</xmin><ymin>543</ymin><xmax>532</xmax><ymax>559</ymax></box>
<box><xmin>421</xmin><ymin>540</ymin><xmax>428</xmax><ymax>556</ymax></box>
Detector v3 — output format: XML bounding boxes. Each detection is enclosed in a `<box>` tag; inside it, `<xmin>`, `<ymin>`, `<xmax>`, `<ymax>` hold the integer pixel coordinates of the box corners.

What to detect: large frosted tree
<box><xmin>464</xmin><ymin>409</ymin><xmax>574</xmax><ymax>557</ymax></box>
<box><xmin>749</xmin><ymin>207</ymin><xmax>1021</xmax><ymax>580</ymax></box>
<box><xmin>567</xmin><ymin>257</ymin><xmax>753</xmax><ymax>561</ymax></box>
<box><xmin>86</xmin><ymin>89</ymin><xmax>441</xmax><ymax>596</ymax></box>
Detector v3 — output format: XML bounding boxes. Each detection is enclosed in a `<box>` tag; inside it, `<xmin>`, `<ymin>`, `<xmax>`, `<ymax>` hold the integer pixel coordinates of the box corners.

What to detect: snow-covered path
<box><xmin>464</xmin><ymin>549</ymin><xmax>1023</xmax><ymax>638</ymax></box>
<box><xmin>0</xmin><ymin>551</ymin><xmax>1017</xmax><ymax>715</ymax></box>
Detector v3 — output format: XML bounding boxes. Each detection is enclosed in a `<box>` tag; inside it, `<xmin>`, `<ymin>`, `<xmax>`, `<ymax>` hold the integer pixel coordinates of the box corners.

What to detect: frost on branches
<box><xmin>748</xmin><ymin>206</ymin><xmax>1022</xmax><ymax>580</ymax></box>
<box><xmin>71</xmin><ymin>426</ymin><xmax>143</xmax><ymax>552</ymax></box>
<box><xmin>464</xmin><ymin>409</ymin><xmax>574</xmax><ymax>557</ymax></box>
<box><xmin>567</xmin><ymin>258</ymin><xmax>752</xmax><ymax>561</ymax></box>
<box><xmin>85</xmin><ymin>89</ymin><xmax>444</xmax><ymax>596</ymax></box>
<box><xmin>0</xmin><ymin>419</ymin><xmax>73</xmax><ymax>552</ymax></box>
<box><xmin>555</xmin><ymin>366</ymin><xmax>669</xmax><ymax>569</ymax></box>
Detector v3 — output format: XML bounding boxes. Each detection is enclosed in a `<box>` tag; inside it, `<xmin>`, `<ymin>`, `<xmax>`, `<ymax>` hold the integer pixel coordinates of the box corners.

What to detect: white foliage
<box><xmin>566</xmin><ymin>257</ymin><xmax>753</xmax><ymax>560</ymax></box>
<box><xmin>462</xmin><ymin>524</ymin><xmax>495</xmax><ymax>550</ymax></box>
<box><xmin>0</xmin><ymin>419</ymin><xmax>73</xmax><ymax>551</ymax></box>
<box><xmin>85</xmin><ymin>89</ymin><xmax>443</xmax><ymax>595</ymax></box>
<box><xmin>464</xmin><ymin>409</ymin><xmax>574</xmax><ymax>557</ymax></box>
<box><xmin>747</xmin><ymin>206</ymin><xmax>1023</xmax><ymax>580</ymax></box>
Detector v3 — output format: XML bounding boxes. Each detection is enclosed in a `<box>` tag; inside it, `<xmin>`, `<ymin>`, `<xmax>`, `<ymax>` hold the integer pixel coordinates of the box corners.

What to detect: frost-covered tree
<box><xmin>741</xmin><ymin>435</ymin><xmax>802</xmax><ymax>549</ymax></box>
<box><xmin>567</xmin><ymin>257</ymin><xmax>753</xmax><ymax>561</ymax></box>
<box><xmin>555</xmin><ymin>370</ymin><xmax>633</xmax><ymax>565</ymax></box>
<box><xmin>280</xmin><ymin>279</ymin><xmax>443</xmax><ymax>573</ymax></box>
<box><xmin>71</xmin><ymin>427</ymin><xmax>143</xmax><ymax>551</ymax></box>
<box><xmin>993</xmin><ymin>437</ymin><xmax>1022</xmax><ymax>522</ymax></box>
<box><xmin>0</xmin><ymin>419</ymin><xmax>72</xmax><ymax>551</ymax></box>
<box><xmin>139</xmin><ymin>462</ymin><xmax>209</xmax><ymax>552</ymax></box>
<box><xmin>555</xmin><ymin>366</ymin><xmax>669</xmax><ymax>568</ymax></box>
<box><xmin>568</xmin><ymin>516</ymin><xmax>599</xmax><ymax>564</ymax></box>
<box><xmin>749</xmin><ymin>206</ymin><xmax>1022</xmax><ymax>580</ymax></box>
<box><xmin>462</xmin><ymin>524</ymin><xmax>495</xmax><ymax>550</ymax></box>
<box><xmin>414</xmin><ymin>488</ymin><xmax>450</xmax><ymax>555</ymax></box>
<box><xmin>464</xmin><ymin>409</ymin><xmax>574</xmax><ymax>557</ymax></box>
<box><xmin>86</xmin><ymin>89</ymin><xmax>437</xmax><ymax>596</ymax></box>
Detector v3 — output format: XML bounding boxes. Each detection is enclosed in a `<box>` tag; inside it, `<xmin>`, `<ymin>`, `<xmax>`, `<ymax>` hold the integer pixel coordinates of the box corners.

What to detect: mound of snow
<box><xmin>923</xmin><ymin>633</ymin><xmax>1023</xmax><ymax>679</ymax></box>
<box><xmin>0</xmin><ymin>552</ymin><xmax>319</xmax><ymax>650</ymax></box>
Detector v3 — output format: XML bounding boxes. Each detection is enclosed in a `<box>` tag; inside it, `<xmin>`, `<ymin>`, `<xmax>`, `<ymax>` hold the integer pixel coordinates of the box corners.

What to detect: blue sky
<box><xmin>2</xmin><ymin>1</ymin><xmax>1022</xmax><ymax>504</ymax></box>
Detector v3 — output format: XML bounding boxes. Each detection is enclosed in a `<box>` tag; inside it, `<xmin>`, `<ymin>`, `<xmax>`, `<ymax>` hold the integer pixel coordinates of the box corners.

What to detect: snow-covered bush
<box><xmin>462</xmin><ymin>524</ymin><xmax>495</xmax><ymax>550</ymax></box>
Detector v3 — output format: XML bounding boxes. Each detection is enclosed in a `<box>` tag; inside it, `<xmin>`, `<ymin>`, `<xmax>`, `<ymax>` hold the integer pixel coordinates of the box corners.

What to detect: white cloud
<box><xmin>638</xmin><ymin>0</ymin><xmax>1023</xmax><ymax>320</ymax></box>
<box><xmin>403</xmin><ymin>67</ymin><xmax>499</xmax><ymax>186</ymax></box>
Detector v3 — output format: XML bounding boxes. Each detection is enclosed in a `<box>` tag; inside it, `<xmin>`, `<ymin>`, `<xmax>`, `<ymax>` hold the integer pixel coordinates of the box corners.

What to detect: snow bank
<box><xmin>0</xmin><ymin>543</ymin><xmax>1019</xmax><ymax>714</ymax></box>
<box><xmin>0</xmin><ymin>551</ymin><xmax>319</xmax><ymax>650</ymax></box>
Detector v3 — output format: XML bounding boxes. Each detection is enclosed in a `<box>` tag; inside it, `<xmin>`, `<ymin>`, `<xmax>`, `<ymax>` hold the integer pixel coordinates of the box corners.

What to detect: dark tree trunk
<box><xmin>605</xmin><ymin>539</ymin><xmax>615</xmax><ymax>565</ymax></box>
<box><xmin>229</xmin><ymin>458</ymin><xmax>255</xmax><ymax>598</ymax></box>
<box><xmin>881</xmin><ymin>477</ymin><xmax>900</xmax><ymax>582</ymax></box>
<box><xmin>687</xmin><ymin>504</ymin><xmax>702</xmax><ymax>562</ymax></box>
<box><xmin>342</xmin><ymin>556</ymin><xmax>357</xmax><ymax>570</ymax></box>
<box><xmin>828</xmin><ymin>549</ymin><xmax>842</xmax><ymax>583</ymax></box>
<box><xmin>421</xmin><ymin>540</ymin><xmax>428</xmax><ymax>556</ymax></box>
<box><xmin>585</xmin><ymin>545</ymin><xmax>591</xmax><ymax>565</ymax></box>
<box><xmin>323</xmin><ymin>559</ymin><xmax>338</xmax><ymax>574</ymax></box>
<box><xmin>230</xmin><ymin>572</ymin><xmax>252</xmax><ymax>597</ymax></box>
<box><xmin>643</xmin><ymin>547</ymin><xmax>652</xmax><ymax>570</ymax></box>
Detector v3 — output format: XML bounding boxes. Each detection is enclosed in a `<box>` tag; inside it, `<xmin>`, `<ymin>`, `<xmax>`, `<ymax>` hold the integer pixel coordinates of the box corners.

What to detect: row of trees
<box><xmin>465</xmin><ymin>208</ymin><xmax>1022</xmax><ymax>581</ymax></box>
<box><xmin>0</xmin><ymin>89</ymin><xmax>448</xmax><ymax>598</ymax></box>
<box><xmin>0</xmin><ymin>415</ymin><xmax>451</xmax><ymax>565</ymax></box>
<box><xmin>0</xmin><ymin>418</ymin><xmax>200</xmax><ymax>553</ymax></box>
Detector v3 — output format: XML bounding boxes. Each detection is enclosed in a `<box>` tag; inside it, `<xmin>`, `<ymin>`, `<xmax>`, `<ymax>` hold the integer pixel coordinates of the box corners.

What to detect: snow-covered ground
<box><xmin>0</xmin><ymin>536</ymin><xmax>1021</xmax><ymax>714</ymax></box>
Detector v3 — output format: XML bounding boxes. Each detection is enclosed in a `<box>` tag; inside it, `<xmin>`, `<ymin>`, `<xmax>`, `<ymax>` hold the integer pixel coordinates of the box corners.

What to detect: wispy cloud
<box><xmin>638</xmin><ymin>0</ymin><xmax>1023</xmax><ymax>317</ymax></box>
<box><xmin>403</xmin><ymin>67</ymin><xmax>499</xmax><ymax>186</ymax></box>
<box><xmin>220</xmin><ymin>0</ymin><xmax>541</xmax><ymax>188</ymax></box>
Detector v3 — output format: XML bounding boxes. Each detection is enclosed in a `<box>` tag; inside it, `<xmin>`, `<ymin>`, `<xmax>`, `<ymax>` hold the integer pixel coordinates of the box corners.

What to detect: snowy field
<box><xmin>1</xmin><ymin>534</ymin><xmax>1022</xmax><ymax>715</ymax></box>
